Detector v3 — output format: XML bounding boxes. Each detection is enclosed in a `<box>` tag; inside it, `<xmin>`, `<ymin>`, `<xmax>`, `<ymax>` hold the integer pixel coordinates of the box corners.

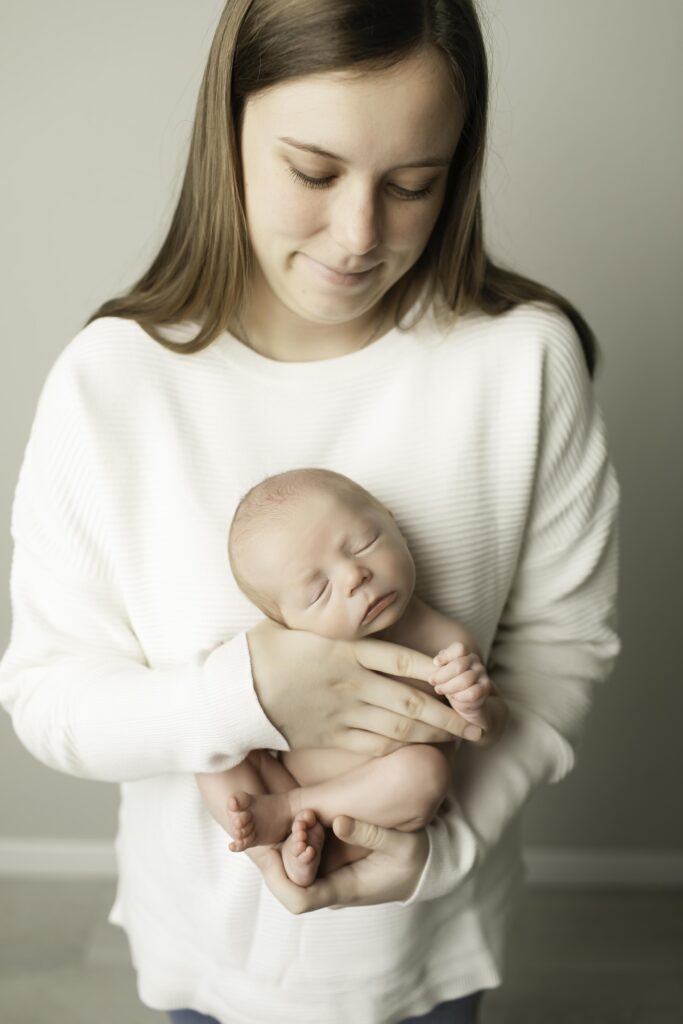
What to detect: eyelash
<box><xmin>288</xmin><ymin>166</ymin><xmax>435</xmax><ymax>202</ymax></box>
<box><xmin>310</xmin><ymin>536</ymin><xmax>378</xmax><ymax>604</ymax></box>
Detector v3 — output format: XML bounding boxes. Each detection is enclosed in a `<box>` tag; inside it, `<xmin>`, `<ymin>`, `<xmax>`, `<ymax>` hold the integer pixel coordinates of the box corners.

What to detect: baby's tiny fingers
<box><xmin>437</xmin><ymin>677</ymin><xmax>490</xmax><ymax>702</ymax></box>
<box><xmin>444</xmin><ymin>675</ymin><xmax>491</xmax><ymax>708</ymax></box>
<box><xmin>433</xmin><ymin>642</ymin><xmax>467</xmax><ymax>665</ymax></box>
<box><xmin>453</xmin><ymin>695</ymin><xmax>488</xmax><ymax>711</ymax></box>
<box><xmin>429</xmin><ymin>655</ymin><xmax>478</xmax><ymax>685</ymax></box>
<box><xmin>434</xmin><ymin>668</ymin><xmax>479</xmax><ymax>693</ymax></box>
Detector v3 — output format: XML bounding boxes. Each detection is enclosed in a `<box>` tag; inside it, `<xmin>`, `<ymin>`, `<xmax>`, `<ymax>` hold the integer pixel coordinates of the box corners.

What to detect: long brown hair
<box><xmin>84</xmin><ymin>0</ymin><xmax>598</xmax><ymax>375</ymax></box>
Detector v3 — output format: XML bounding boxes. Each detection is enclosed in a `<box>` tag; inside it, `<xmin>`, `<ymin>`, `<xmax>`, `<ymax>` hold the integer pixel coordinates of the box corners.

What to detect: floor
<box><xmin>0</xmin><ymin>880</ymin><xmax>681</xmax><ymax>1023</ymax></box>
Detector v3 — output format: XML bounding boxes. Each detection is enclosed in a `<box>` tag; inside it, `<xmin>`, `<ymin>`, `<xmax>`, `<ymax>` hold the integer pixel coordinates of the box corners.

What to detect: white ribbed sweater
<box><xmin>0</xmin><ymin>301</ymin><xmax>620</xmax><ymax>1023</ymax></box>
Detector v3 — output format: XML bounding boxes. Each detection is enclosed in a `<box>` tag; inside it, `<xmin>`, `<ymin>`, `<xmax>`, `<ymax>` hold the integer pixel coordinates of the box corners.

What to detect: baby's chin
<box><xmin>362</xmin><ymin>604</ymin><xmax>407</xmax><ymax>641</ymax></box>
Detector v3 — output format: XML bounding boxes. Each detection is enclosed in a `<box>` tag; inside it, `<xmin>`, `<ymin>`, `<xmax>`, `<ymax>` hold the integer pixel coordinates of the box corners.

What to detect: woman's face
<box><xmin>239</xmin><ymin>46</ymin><xmax>464</xmax><ymax>358</ymax></box>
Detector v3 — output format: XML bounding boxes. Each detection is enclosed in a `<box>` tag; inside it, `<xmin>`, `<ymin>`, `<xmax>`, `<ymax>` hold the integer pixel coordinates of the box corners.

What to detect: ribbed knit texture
<box><xmin>0</xmin><ymin>301</ymin><xmax>620</xmax><ymax>1023</ymax></box>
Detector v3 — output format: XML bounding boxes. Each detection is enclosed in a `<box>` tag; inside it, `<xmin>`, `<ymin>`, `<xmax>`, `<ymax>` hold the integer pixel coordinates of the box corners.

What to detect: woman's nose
<box><xmin>332</xmin><ymin>184</ymin><xmax>380</xmax><ymax>256</ymax></box>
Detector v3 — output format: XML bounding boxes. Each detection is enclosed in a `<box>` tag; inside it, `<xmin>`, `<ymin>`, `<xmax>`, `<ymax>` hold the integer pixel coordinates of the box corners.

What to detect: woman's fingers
<box><xmin>342</xmin><ymin>704</ymin><xmax>461</xmax><ymax>747</ymax></box>
<box><xmin>353</xmin><ymin>664</ymin><xmax>483</xmax><ymax>742</ymax></box>
<box><xmin>311</xmin><ymin>816</ymin><xmax>428</xmax><ymax>909</ymax></box>
<box><xmin>256</xmin><ymin>839</ymin><xmax>346</xmax><ymax>914</ymax></box>
<box><xmin>260</xmin><ymin>817</ymin><xmax>429</xmax><ymax>914</ymax></box>
<box><xmin>255</xmin><ymin>846</ymin><xmax>313</xmax><ymax>915</ymax></box>
<box><xmin>352</xmin><ymin>637</ymin><xmax>435</xmax><ymax>684</ymax></box>
<box><xmin>328</xmin><ymin>727</ymin><xmax>402</xmax><ymax>757</ymax></box>
<box><xmin>247</xmin><ymin>623</ymin><xmax>493</xmax><ymax>754</ymax></box>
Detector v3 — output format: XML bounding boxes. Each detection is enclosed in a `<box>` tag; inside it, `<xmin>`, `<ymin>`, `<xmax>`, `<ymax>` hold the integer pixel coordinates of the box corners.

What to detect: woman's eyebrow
<box><xmin>278</xmin><ymin>136</ymin><xmax>451</xmax><ymax>169</ymax></box>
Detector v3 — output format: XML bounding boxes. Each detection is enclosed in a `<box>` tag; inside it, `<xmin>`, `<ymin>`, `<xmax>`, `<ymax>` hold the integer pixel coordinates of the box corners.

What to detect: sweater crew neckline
<box><xmin>215</xmin><ymin>320</ymin><xmax>414</xmax><ymax>379</ymax></box>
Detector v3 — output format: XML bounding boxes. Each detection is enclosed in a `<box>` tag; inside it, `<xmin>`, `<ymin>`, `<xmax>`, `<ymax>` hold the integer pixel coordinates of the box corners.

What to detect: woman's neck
<box><xmin>233</xmin><ymin>286</ymin><xmax>399</xmax><ymax>363</ymax></box>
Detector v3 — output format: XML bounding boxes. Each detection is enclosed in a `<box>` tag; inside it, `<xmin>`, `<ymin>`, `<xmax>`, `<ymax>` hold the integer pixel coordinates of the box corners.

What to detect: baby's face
<box><xmin>246</xmin><ymin>489</ymin><xmax>415</xmax><ymax>639</ymax></box>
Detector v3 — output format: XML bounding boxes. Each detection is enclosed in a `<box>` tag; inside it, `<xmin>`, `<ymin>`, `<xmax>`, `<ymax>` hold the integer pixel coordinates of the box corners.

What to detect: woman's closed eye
<box><xmin>287</xmin><ymin>166</ymin><xmax>436</xmax><ymax>202</ymax></box>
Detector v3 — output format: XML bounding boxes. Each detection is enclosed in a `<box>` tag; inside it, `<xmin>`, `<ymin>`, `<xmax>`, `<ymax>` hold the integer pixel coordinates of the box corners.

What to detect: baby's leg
<box><xmin>196</xmin><ymin>755</ymin><xmax>325</xmax><ymax>887</ymax></box>
<box><xmin>245</xmin><ymin>753</ymin><xmax>327</xmax><ymax>887</ymax></box>
<box><xmin>297</xmin><ymin>743</ymin><xmax>451</xmax><ymax>831</ymax></box>
<box><xmin>195</xmin><ymin>757</ymin><xmax>266</xmax><ymax>839</ymax></box>
<box><xmin>236</xmin><ymin>744</ymin><xmax>451</xmax><ymax>849</ymax></box>
<box><xmin>317</xmin><ymin>744</ymin><xmax>452</xmax><ymax>876</ymax></box>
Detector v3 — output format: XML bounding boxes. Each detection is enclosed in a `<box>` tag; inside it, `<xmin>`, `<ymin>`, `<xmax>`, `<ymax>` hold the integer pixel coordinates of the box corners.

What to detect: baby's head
<box><xmin>228</xmin><ymin>468</ymin><xmax>416</xmax><ymax>640</ymax></box>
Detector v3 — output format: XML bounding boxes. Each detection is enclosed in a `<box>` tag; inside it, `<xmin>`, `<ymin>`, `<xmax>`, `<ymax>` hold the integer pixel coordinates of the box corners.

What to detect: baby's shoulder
<box><xmin>380</xmin><ymin>597</ymin><xmax>472</xmax><ymax>657</ymax></box>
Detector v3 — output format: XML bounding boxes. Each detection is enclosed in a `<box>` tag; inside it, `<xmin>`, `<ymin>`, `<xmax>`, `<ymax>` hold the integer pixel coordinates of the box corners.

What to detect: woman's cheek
<box><xmin>279</xmin><ymin>193</ymin><xmax>323</xmax><ymax>237</ymax></box>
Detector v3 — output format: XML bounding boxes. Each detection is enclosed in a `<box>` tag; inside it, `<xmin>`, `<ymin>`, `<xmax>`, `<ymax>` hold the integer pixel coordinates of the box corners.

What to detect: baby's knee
<box><xmin>392</xmin><ymin>744</ymin><xmax>450</xmax><ymax>824</ymax></box>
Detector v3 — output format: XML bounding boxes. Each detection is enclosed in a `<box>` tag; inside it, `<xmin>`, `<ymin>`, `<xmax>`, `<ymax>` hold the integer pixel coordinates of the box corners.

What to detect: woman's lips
<box><xmin>304</xmin><ymin>254</ymin><xmax>377</xmax><ymax>287</ymax></box>
<box><xmin>362</xmin><ymin>591</ymin><xmax>397</xmax><ymax>626</ymax></box>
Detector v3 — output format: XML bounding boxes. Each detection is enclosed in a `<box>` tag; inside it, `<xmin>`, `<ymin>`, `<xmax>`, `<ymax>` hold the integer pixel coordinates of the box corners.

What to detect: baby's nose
<box><xmin>346</xmin><ymin>564</ymin><xmax>371</xmax><ymax>596</ymax></box>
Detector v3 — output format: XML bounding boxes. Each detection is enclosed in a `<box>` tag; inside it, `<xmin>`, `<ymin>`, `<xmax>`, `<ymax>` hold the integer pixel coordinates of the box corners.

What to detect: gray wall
<box><xmin>1</xmin><ymin>1</ymin><xmax>680</xmax><ymax>852</ymax></box>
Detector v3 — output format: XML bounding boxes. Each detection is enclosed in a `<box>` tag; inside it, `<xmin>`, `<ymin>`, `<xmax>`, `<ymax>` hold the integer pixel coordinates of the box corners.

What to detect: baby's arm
<box><xmin>429</xmin><ymin>640</ymin><xmax>491</xmax><ymax>722</ymax></box>
<box><xmin>422</xmin><ymin>618</ymin><xmax>493</xmax><ymax>729</ymax></box>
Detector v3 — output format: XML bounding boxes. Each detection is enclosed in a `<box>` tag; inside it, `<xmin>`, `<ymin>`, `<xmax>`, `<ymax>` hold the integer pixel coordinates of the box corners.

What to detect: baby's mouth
<box><xmin>361</xmin><ymin>592</ymin><xmax>397</xmax><ymax>626</ymax></box>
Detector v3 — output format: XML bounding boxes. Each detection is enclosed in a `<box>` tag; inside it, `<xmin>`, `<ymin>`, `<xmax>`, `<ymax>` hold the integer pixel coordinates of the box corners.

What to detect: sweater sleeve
<box><xmin>402</xmin><ymin>313</ymin><xmax>621</xmax><ymax>904</ymax></box>
<box><xmin>0</xmin><ymin>344</ymin><xmax>288</xmax><ymax>783</ymax></box>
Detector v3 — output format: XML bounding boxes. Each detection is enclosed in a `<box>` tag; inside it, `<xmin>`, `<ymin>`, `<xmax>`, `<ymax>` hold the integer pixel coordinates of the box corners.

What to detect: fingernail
<box><xmin>464</xmin><ymin>725</ymin><xmax>481</xmax><ymax>741</ymax></box>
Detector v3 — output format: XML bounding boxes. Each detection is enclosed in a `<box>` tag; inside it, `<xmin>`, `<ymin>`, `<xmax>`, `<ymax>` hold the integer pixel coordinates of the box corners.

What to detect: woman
<box><xmin>0</xmin><ymin>2</ymin><xmax>620</xmax><ymax>1023</ymax></box>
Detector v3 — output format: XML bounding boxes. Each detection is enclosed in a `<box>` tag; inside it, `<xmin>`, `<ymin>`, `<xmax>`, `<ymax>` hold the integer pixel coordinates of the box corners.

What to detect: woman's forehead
<box><xmin>244</xmin><ymin>49</ymin><xmax>462</xmax><ymax>165</ymax></box>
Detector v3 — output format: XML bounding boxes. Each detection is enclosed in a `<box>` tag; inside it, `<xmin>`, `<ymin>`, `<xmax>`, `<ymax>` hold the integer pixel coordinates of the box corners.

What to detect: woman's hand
<box><xmin>256</xmin><ymin>816</ymin><xmax>429</xmax><ymax>914</ymax></box>
<box><xmin>247</xmin><ymin>618</ymin><xmax>490</xmax><ymax>757</ymax></box>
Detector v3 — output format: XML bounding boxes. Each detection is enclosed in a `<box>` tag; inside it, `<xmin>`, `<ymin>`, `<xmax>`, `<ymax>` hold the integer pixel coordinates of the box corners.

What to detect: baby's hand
<box><xmin>427</xmin><ymin>641</ymin><xmax>492</xmax><ymax>722</ymax></box>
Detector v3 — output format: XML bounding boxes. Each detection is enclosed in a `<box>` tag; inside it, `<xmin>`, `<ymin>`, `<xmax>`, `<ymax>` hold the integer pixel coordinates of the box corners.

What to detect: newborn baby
<box><xmin>196</xmin><ymin>468</ymin><xmax>492</xmax><ymax>887</ymax></box>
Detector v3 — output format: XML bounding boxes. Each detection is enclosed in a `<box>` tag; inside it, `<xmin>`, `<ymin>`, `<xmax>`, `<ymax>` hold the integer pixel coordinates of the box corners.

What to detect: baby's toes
<box><xmin>291</xmin><ymin>827</ymin><xmax>309</xmax><ymax>849</ymax></box>
<box><xmin>292</xmin><ymin>809</ymin><xmax>316</xmax><ymax>829</ymax></box>
<box><xmin>232</xmin><ymin>790</ymin><xmax>253</xmax><ymax>812</ymax></box>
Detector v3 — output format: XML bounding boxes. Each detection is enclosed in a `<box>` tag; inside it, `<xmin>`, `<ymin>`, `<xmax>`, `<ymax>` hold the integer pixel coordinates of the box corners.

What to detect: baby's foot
<box><xmin>226</xmin><ymin>790</ymin><xmax>294</xmax><ymax>852</ymax></box>
<box><xmin>281</xmin><ymin>809</ymin><xmax>326</xmax><ymax>887</ymax></box>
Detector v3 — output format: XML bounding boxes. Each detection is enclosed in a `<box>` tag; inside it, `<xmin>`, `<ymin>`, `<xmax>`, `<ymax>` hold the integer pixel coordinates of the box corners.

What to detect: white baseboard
<box><xmin>0</xmin><ymin>839</ymin><xmax>115</xmax><ymax>878</ymax></box>
<box><xmin>0</xmin><ymin>838</ymin><xmax>681</xmax><ymax>886</ymax></box>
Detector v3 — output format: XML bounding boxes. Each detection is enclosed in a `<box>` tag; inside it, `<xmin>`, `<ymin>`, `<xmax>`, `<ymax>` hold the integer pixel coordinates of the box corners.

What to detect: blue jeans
<box><xmin>167</xmin><ymin>990</ymin><xmax>483</xmax><ymax>1023</ymax></box>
